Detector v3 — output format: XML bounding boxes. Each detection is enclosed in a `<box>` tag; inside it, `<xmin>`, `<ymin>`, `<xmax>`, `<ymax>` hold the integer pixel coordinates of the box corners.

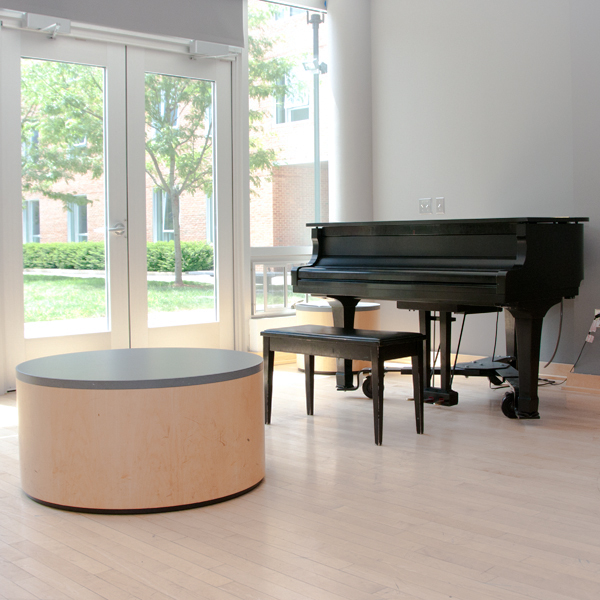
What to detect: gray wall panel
<box><xmin>3</xmin><ymin>0</ymin><xmax>244</xmax><ymax>46</ymax></box>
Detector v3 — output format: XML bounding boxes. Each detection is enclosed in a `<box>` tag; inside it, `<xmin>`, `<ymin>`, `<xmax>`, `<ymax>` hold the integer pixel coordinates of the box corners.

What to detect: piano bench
<box><xmin>261</xmin><ymin>325</ymin><xmax>426</xmax><ymax>445</ymax></box>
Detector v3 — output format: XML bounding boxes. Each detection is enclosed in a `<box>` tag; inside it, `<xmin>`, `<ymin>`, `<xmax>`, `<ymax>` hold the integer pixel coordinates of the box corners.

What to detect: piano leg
<box><xmin>328</xmin><ymin>297</ymin><xmax>360</xmax><ymax>390</ymax></box>
<box><xmin>371</xmin><ymin>349</ymin><xmax>385</xmax><ymax>445</ymax></box>
<box><xmin>505</xmin><ymin>306</ymin><xmax>546</xmax><ymax>419</ymax></box>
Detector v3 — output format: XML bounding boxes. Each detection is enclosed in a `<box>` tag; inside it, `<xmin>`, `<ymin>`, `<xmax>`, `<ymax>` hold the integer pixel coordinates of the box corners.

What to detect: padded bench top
<box><xmin>261</xmin><ymin>325</ymin><xmax>424</xmax><ymax>346</ymax></box>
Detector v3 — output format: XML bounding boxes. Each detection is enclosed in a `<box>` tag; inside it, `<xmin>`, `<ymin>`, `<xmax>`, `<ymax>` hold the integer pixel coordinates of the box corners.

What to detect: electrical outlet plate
<box><xmin>419</xmin><ymin>198</ymin><xmax>432</xmax><ymax>214</ymax></box>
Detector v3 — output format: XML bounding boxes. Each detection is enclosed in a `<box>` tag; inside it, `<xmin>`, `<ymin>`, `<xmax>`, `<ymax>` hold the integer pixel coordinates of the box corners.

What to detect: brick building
<box><xmin>23</xmin><ymin>173</ymin><xmax>209</xmax><ymax>246</ymax></box>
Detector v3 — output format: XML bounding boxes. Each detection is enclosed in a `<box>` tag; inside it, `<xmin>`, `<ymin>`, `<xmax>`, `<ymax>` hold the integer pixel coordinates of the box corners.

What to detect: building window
<box><xmin>159</xmin><ymin>92</ymin><xmax>178</xmax><ymax>128</ymax></box>
<box><xmin>275</xmin><ymin>72</ymin><xmax>310</xmax><ymax>124</ymax></box>
<box><xmin>206</xmin><ymin>194</ymin><xmax>214</xmax><ymax>245</ymax></box>
<box><xmin>274</xmin><ymin>6</ymin><xmax>305</xmax><ymax>20</ymax></box>
<box><xmin>67</xmin><ymin>199</ymin><xmax>88</xmax><ymax>242</ymax></box>
<box><xmin>22</xmin><ymin>199</ymin><xmax>40</xmax><ymax>243</ymax></box>
<box><xmin>153</xmin><ymin>188</ymin><xmax>174</xmax><ymax>242</ymax></box>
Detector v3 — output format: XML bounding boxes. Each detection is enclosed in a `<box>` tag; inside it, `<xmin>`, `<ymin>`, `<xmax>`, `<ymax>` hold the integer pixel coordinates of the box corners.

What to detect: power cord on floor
<box><xmin>570</xmin><ymin>311</ymin><xmax>600</xmax><ymax>373</ymax></box>
<box><xmin>489</xmin><ymin>376</ymin><xmax>567</xmax><ymax>391</ymax></box>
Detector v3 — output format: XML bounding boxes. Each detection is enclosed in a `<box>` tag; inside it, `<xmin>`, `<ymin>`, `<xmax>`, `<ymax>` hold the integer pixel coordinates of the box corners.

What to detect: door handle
<box><xmin>108</xmin><ymin>222</ymin><xmax>126</xmax><ymax>236</ymax></box>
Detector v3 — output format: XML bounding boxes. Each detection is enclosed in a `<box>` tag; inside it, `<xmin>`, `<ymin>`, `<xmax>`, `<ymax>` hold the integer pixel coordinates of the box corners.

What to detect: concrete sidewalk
<box><xmin>24</xmin><ymin>269</ymin><xmax>215</xmax><ymax>284</ymax></box>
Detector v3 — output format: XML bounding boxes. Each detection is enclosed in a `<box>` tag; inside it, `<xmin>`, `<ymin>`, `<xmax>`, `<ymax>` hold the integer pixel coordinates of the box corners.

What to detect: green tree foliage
<box><xmin>145</xmin><ymin>73</ymin><xmax>214</xmax><ymax>284</ymax></box>
<box><xmin>21</xmin><ymin>59</ymin><xmax>103</xmax><ymax>208</ymax></box>
<box><xmin>248</xmin><ymin>3</ymin><xmax>296</xmax><ymax>191</ymax></box>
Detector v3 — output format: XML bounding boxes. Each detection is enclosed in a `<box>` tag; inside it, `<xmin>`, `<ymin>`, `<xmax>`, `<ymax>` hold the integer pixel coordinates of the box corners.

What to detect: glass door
<box><xmin>18</xmin><ymin>33</ymin><xmax>130</xmax><ymax>356</ymax></box>
<box><xmin>1</xmin><ymin>28</ymin><xmax>233</xmax><ymax>384</ymax></box>
<box><xmin>126</xmin><ymin>48</ymin><xmax>233</xmax><ymax>349</ymax></box>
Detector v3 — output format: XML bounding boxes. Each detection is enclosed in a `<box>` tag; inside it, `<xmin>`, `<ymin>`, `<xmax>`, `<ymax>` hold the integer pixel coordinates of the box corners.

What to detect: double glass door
<box><xmin>4</xmin><ymin>30</ymin><xmax>233</xmax><ymax>373</ymax></box>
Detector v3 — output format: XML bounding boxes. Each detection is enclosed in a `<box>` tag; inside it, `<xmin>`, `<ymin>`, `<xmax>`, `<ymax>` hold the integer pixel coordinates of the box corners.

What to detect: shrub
<box><xmin>146</xmin><ymin>242</ymin><xmax>214</xmax><ymax>272</ymax></box>
<box><xmin>23</xmin><ymin>241</ymin><xmax>214</xmax><ymax>272</ymax></box>
<box><xmin>23</xmin><ymin>242</ymin><xmax>105</xmax><ymax>270</ymax></box>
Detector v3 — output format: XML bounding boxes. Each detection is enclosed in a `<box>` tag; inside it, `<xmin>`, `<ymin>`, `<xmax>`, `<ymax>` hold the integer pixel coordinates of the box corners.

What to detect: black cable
<box><xmin>491</xmin><ymin>311</ymin><xmax>499</xmax><ymax>362</ymax></box>
<box><xmin>431</xmin><ymin>311</ymin><xmax>437</xmax><ymax>386</ymax></box>
<box><xmin>432</xmin><ymin>344</ymin><xmax>440</xmax><ymax>387</ymax></box>
<box><xmin>569</xmin><ymin>310</ymin><xmax>600</xmax><ymax>373</ymax></box>
<box><xmin>451</xmin><ymin>314</ymin><xmax>466</xmax><ymax>385</ymax></box>
<box><xmin>538</xmin><ymin>377</ymin><xmax>567</xmax><ymax>387</ymax></box>
<box><xmin>570</xmin><ymin>338</ymin><xmax>588</xmax><ymax>373</ymax></box>
<box><xmin>544</xmin><ymin>299</ymin><xmax>563</xmax><ymax>368</ymax></box>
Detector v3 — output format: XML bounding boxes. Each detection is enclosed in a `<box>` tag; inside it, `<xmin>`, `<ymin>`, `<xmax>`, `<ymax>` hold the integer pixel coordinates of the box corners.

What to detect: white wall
<box><xmin>371</xmin><ymin>0</ymin><xmax>573</xmax><ymax>220</ymax></box>
<box><xmin>370</xmin><ymin>0</ymin><xmax>600</xmax><ymax>373</ymax></box>
<box><xmin>569</xmin><ymin>0</ymin><xmax>600</xmax><ymax>374</ymax></box>
<box><xmin>327</xmin><ymin>0</ymin><xmax>373</xmax><ymax>222</ymax></box>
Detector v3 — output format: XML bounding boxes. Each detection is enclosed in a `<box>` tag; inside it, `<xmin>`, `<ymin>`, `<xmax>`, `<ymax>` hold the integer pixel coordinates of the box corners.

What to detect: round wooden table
<box><xmin>16</xmin><ymin>348</ymin><xmax>264</xmax><ymax>513</ymax></box>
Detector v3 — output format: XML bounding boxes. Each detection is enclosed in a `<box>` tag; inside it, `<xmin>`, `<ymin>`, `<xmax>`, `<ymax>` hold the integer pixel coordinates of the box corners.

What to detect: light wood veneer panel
<box><xmin>17</xmin><ymin>371</ymin><xmax>264</xmax><ymax>511</ymax></box>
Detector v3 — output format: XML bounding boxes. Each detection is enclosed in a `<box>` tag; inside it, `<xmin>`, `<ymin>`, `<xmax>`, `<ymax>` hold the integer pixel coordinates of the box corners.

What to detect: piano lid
<box><xmin>307</xmin><ymin>217</ymin><xmax>589</xmax><ymax>227</ymax></box>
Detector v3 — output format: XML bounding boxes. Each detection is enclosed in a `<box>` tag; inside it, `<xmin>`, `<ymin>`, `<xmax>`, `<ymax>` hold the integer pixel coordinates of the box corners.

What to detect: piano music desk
<box><xmin>262</xmin><ymin>325</ymin><xmax>425</xmax><ymax>445</ymax></box>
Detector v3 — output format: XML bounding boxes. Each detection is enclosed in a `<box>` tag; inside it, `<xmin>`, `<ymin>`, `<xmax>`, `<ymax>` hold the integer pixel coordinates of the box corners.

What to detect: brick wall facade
<box><xmin>30</xmin><ymin>172</ymin><xmax>208</xmax><ymax>245</ymax></box>
<box><xmin>272</xmin><ymin>162</ymin><xmax>329</xmax><ymax>246</ymax></box>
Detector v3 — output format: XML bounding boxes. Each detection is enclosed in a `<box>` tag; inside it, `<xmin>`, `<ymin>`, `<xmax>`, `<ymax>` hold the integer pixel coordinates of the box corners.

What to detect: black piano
<box><xmin>291</xmin><ymin>217</ymin><xmax>587</xmax><ymax>419</ymax></box>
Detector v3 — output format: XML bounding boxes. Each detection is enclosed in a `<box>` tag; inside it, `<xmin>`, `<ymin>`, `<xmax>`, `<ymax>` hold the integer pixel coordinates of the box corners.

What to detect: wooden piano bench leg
<box><xmin>263</xmin><ymin>336</ymin><xmax>274</xmax><ymax>425</ymax></box>
<box><xmin>412</xmin><ymin>350</ymin><xmax>425</xmax><ymax>434</ymax></box>
<box><xmin>304</xmin><ymin>354</ymin><xmax>315</xmax><ymax>416</ymax></box>
<box><xmin>370</xmin><ymin>353</ymin><xmax>385</xmax><ymax>446</ymax></box>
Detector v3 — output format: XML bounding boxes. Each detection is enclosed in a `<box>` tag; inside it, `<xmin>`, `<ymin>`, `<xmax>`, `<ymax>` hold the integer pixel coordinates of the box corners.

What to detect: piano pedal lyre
<box><xmin>335</xmin><ymin>368</ymin><xmax>370</xmax><ymax>394</ymax></box>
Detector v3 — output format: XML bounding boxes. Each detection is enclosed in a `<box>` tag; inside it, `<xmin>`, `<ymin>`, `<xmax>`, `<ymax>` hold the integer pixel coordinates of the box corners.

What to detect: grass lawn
<box><xmin>23</xmin><ymin>274</ymin><xmax>214</xmax><ymax>322</ymax></box>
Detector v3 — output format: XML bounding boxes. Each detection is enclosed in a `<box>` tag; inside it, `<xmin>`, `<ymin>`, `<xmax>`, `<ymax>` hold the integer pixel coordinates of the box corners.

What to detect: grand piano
<box><xmin>291</xmin><ymin>217</ymin><xmax>587</xmax><ymax>419</ymax></box>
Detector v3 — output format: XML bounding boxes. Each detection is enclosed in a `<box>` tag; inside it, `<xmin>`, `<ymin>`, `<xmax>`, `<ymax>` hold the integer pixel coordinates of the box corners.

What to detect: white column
<box><xmin>327</xmin><ymin>0</ymin><xmax>373</xmax><ymax>222</ymax></box>
<box><xmin>0</xmin><ymin>27</ymin><xmax>26</xmax><ymax>393</ymax></box>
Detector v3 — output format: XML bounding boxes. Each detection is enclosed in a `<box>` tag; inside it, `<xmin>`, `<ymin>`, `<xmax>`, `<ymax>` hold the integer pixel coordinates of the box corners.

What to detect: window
<box><xmin>22</xmin><ymin>199</ymin><xmax>40</xmax><ymax>243</ymax></box>
<box><xmin>248</xmin><ymin>0</ymin><xmax>328</xmax><ymax>247</ymax></box>
<box><xmin>275</xmin><ymin>71</ymin><xmax>310</xmax><ymax>124</ymax></box>
<box><xmin>205</xmin><ymin>194</ymin><xmax>214</xmax><ymax>244</ymax></box>
<box><xmin>67</xmin><ymin>199</ymin><xmax>88</xmax><ymax>242</ymax></box>
<box><xmin>252</xmin><ymin>261</ymin><xmax>307</xmax><ymax>314</ymax></box>
<box><xmin>249</xmin><ymin>0</ymin><xmax>328</xmax><ymax>314</ymax></box>
<box><xmin>274</xmin><ymin>6</ymin><xmax>305</xmax><ymax>20</ymax></box>
<box><xmin>152</xmin><ymin>188</ymin><xmax>174</xmax><ymax>242</ymax></box>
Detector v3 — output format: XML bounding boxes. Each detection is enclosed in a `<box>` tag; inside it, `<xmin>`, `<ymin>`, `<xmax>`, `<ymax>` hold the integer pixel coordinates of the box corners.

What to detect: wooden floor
<box><xmin>1</xmin><ymin>365</ymin><xmax>600</xmax><ymax>600</ymax></box>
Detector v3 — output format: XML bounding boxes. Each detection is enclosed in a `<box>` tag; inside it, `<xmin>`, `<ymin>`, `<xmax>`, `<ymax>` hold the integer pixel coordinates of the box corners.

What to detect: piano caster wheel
<box><xmin>362</xmin><ymin>376</ymin><xmax>373</xmax><ymax>399</ymax></box>
<box><xmin>501</xmin><ymin>392</ymin><xmax>518</xmax><ymax>419</ymax></box>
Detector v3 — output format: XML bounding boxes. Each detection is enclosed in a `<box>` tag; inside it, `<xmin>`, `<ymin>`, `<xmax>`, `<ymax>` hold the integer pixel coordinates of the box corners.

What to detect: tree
<box><xmin>21</xmin><ymin>59</ymin><xmax>104</xmax><ymax>208</ymax></box>
<box><xmin>144</xmin><ymin>74</ymin><xmax>214</xmax><ymax>285</ymax></box>
<box><xmin>144</xmin><ymin>4</ymin><xmax>298</xmax><ymax>284</ymax></box>
<box><xmin>21</xmin><ymin>5</ymin><xmax>299</xmax><ymax>286</ymax></box>
<box><xmin>247</xmin><ymin>3</ymin><xmax>296</xmax><ymax>191</ymax></box>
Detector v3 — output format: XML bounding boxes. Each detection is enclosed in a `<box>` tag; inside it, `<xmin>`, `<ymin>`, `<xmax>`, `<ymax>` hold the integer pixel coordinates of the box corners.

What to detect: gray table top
<box><xmin>16</xmin><ymin>348</ymin><xmax>263</xmax><ymax>390</ymax></box>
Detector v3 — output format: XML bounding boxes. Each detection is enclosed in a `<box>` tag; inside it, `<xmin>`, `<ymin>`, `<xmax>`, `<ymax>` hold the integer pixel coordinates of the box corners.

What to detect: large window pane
<box><xmin>21</xmin><ymin>59</ymin><xmax>108</xmax><ymax>338</ymax></box>
<box><xmin>144</xmin><ymin>72</ymin><xmax>216</xmax><ymax>327</ymax></box>
<box><xmin>248</xmin><ymin>0</ymin><xmax>329</xmax><ymax>248</ymax></box>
